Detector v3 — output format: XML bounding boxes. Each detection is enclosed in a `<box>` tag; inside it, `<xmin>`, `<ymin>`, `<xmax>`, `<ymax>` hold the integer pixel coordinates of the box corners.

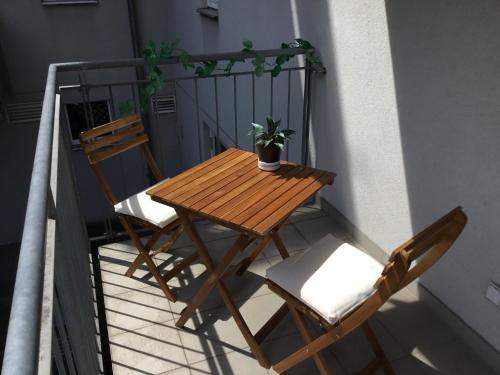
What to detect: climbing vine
<box><xmin>119</xmin><ymin>38</ymin><xmax>322</xmax><ymax>115</ymax></box>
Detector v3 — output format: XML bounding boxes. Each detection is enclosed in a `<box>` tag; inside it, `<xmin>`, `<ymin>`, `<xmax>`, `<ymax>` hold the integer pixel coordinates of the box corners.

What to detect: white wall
<box><xmin>164</xmin><ymin>0</ymin><xmax>500</xmax><ymax>353</ymax></box>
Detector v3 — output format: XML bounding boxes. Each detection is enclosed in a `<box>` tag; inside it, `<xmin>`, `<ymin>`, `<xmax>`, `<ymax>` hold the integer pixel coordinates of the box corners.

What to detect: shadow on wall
<box><xmin>385</xmin><ymin>0</ymin><xmax>500</xmax><ymax>352</ymax></box>
<box><xmin>292</xmin><ymin>1</ymin><xmax>356</xmax><ymax>223</ymax></box>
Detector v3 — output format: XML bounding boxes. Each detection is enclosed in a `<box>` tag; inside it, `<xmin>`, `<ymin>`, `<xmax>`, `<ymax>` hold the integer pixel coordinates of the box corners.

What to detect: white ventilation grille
<box><xmin>151</xmin><ymin>95</ymin><xmax>176</xmax><ymax>115</ymax></box>
<box><xmin>5</xmin><ymin>101</ymin><xmax>43</xmax><ymax>124</ymax></box>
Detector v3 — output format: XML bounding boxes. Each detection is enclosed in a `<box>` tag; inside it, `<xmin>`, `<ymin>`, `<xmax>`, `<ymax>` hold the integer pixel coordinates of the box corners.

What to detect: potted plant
<box><xmin>249</xmin><ymin>116</ymin><xmax>295</xmax><ymax>171</ymax></box>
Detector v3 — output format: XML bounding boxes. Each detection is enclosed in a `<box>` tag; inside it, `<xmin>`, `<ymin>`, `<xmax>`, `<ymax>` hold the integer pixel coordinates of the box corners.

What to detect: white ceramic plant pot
<box><xmin>257</xmin><ymin>159</ymin><xmax>280</xmax><ymax>171</ymax></box>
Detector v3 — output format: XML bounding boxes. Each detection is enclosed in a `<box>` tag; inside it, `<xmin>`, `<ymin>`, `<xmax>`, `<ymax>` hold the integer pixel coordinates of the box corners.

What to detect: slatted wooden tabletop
<box><xmin>148</xmin><ymin>148</ymin><xmax>336</xmax><ymax>237</ymax></box>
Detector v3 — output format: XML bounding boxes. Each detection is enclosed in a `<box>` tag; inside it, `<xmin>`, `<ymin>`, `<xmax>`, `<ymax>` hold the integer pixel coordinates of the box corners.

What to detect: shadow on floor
<box><xmin>96</xmin><ymin>206</ymin><xmax>496</xmax><ymax>375</ymax></box>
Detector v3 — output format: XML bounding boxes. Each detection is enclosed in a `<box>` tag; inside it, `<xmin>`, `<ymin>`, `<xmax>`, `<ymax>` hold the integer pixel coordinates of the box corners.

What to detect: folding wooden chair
<box><xmin>258</xmin><ymin>207</ymin><xmax>467</xmax><ymax>374</ymax></box>
<box><xmin>79</xmin><ymin>113</ymin><xmax>198</xmax><ymax>302</ymax></box>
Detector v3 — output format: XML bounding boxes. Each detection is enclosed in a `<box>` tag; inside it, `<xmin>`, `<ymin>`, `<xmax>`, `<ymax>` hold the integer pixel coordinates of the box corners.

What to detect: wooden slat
<box><xmin>79</xmin><ymin>114</ymin><xmax>140</xmax><ymax>141</ymax></box>
<box><xmin>186</xmin><ymin>162</ymin><xmax>275</xmax><ymax>211</ymax></box>
<box><xmin>88</xmin><ymin>134</ymin><xmax>148</xmax><ymax>164</ymax></box>
<box><xmin>147</xmin><ymin>148</ymin><xmax>240</xmax><ymax>196</ymax></box>
<box><xmin>200</xmin><ymin>164</ymin><xmax>297</xmax><ymax>215</ymax></box>
<box><xmin>178</xmin><ymin>156</ymin><xmax>257</xmax><ymax>206</ymax></box>
<box><xmin>82</xmin><ymin>123</ymin><xmax>144</xmax><ymax>153</ymax></box>
<box><xmin>251</xmin><ymin>172</ymin><xmax>332</xmax><ymax>233</ymax></box>
<box><xmin>164</xmin><ymin>152</ymin><xmax>254</xmax><ymax>201</ymax></box>
<box><xmin>229</xmin><ymin>166</ymin><xmax>315</xmax><ymax>226</ymax></box>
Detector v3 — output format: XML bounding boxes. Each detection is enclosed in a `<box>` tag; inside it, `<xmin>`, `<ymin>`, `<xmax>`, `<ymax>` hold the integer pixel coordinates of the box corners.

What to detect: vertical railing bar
<box><xmin>194</xmin><ymin>79</ymin><xmax>202</xmax><ymax>163</ymax></box>
<box><xmin>286</xmin><ymin>70</ymin><xmax>291</xmax><ymax>161</ymax></box>
<box><xmin>270</xmin><ymin>74</ymin><xmax>274</xmax><ymax>118</ymax></box>
<box><xmin>301</xmin><ymin>61</ymin><xmax>312</xmax><ymax>165</ymax></box>
<box><xmin>107</xmin><ymin>85</ymin><xmax>116</xmax><ymax>120</ymax></box>
<box><xmin>154</xmin><ymin>91</ymin><xmax>160</xmax><ymax>121</ymax></box>
<box><xmin>214</xmin><ymin>77</ymin><xmax>221</xmax><ymax>154</ymax></box>
<box><xmin>131</xmin><ymin>84</ymin><xmax>139</xmax><ymax>114</ymax></box>
<box><xmin>81</xmin><ymin>70</ymin><xmax>94</xmax><ymax>129</ymax></box>
<box><xmin>77</xmin><ymin>71</ymin><xmax>91</xmax><ymax>131</ymax></box>
<box><xmin>233</xmin><ymin>75</ymin><xmax>238</xmax><ymax>148</ymax></box>
<box><xmin>252</xmin><ymin>74</ymin><xmax>256</xmax><ymax>152</ymax></box>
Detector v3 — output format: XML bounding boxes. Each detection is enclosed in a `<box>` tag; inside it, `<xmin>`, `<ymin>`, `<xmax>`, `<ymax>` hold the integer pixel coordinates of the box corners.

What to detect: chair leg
<box><xmin>254</xmin><ymin>302</ymin><xmax>289</xmax><ymax>344</ymax></box>
<box><xmin>143</xmin><ymin>252</ymin><xmax>177</xmax><ymax>302</ymax></box>
<box><xmin>125</xmin><ymin>253</ymin><xmax>147</xmax><ymax>277</ymax></box>
<box><xmin>125</xmin><ymin>228</ymin><xmax>164</xmax><ymax>277</ymax></box>
<box><xmin>150</xmin><ymin>224</ymin><xmax>183</xmax><ymax>257</ymax></box>
<box><xmin>289</xmin><ymin>305</ymin><xmax>331</xmax><ymax>375</ymax></box>
<box><xmin>119</xmin><ymin>218</ymin><xmax>178</xmax><ymax>302</ymax></box>
<box><xmin>360</xmin><ymin>321</ymin><xmax>395</xmax><ymax>375</ymax></box>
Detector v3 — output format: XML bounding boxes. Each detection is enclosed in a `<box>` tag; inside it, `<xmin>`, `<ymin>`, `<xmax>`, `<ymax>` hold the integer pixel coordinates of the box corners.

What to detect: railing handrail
<box><xmin>1</xmin><ymin>64</ymin><xmax>57</xmax><ymax>375</ymax></box>
<box><xmin>55</xmin><ymin>47</ymin><xmax>315</xmax><ymax>72</ymax></box>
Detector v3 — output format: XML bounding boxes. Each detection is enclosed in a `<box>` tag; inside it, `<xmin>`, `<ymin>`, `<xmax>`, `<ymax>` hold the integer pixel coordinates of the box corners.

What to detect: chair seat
<box><xmin>114</xmin><ymin>181</ymin><xmax>178</xmax><ymax>228</ymax></box>
<box><xmin>266</xmin><ymin>233</ymin><xmax>383</xmax><ymax>324</ymax></box>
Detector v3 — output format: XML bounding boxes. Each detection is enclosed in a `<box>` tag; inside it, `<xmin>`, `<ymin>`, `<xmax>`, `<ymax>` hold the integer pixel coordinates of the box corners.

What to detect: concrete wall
<box><xmin>0</xmin><ymin>1</ymin><xmax>135</xmax><ymax>243</ymax></box>
<box><xmin>0</xmin><ymin>1</ymin><xmax>184</xmax><ymax>240</ymax></box>
<box><xmin>162</xmin><ymin>0</ymin><xmax>500</xmax><ymax>355</ymax></box>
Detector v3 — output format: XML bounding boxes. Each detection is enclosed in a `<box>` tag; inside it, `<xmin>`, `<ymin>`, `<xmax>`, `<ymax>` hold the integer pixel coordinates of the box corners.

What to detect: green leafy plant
<box><xmin>119</xmin><ymin>38</ymin><xmax>322</xmax><ymax>116</ymax></box>
<box><xmin>249</xmin><ymin>116</ymin><xmax>295</xmax><ymax>150</ymax></box>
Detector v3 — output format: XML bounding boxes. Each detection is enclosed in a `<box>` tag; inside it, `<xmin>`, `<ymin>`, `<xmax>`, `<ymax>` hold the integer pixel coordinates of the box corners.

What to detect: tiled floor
<box><xmin>98</xmin><ymin>205</ymin><xmax>496</xmax><ymax>375</ymax></box>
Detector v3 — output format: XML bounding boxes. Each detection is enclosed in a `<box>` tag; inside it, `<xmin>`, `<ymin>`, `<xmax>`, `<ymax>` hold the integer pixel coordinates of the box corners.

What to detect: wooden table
<box><xmin>148</xmin><ymin>148</ymin><xmax>336</xmax><ymax>367</ymax></box>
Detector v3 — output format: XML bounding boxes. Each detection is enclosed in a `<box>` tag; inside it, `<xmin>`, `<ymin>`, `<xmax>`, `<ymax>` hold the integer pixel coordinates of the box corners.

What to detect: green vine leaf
<box><xmin>242</xmin><ymin>39</ymin><xmax>253</xmax><ymax>51</ymax></box>
<box><xmin>118</xmin><ymin>38</ymin><xmax>323</xmax><ymax>115</ymax></box>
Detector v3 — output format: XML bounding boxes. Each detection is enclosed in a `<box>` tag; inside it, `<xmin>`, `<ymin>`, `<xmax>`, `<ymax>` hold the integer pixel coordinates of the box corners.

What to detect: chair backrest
<box><xmin>373</xmin><ymin>207</ymin><xmax>467</xmax><ymax>301</ymax></box>
<box><xmin>79</xmin><ymin>114</ymin><xmax>162</xmax><ymax>206</ymax></box>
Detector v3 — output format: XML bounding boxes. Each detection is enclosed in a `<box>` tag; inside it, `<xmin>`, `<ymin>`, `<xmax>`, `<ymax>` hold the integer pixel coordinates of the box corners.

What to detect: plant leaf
<box><xmin>242</xmin><ymin>39</ymin><xmax>253</xmax><ymax>51</ymax></box>
<box><xmin>271</xmin><ymin>64</ymin><xmax>282</xmax><ymax>77</ymax></box>
<box><xmin>255</xmin><ymin>64</ymin><xmax>264</xmax><ymax>77</ymax></box>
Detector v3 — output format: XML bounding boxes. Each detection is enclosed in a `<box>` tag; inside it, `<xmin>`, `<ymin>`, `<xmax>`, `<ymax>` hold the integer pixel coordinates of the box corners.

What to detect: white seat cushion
<box><xmin>266</xmin><ymin>233</ymin><xmax>383</xmax><ymax>324</ymax></box>
<box><xmin>114</xmin><ymin>179</ymin><xmax>178</xmax><ymax>228</ymax></box>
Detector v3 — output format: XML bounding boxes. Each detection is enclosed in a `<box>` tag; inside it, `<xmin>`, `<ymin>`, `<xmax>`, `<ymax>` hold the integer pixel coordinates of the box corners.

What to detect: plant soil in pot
<box><xmin>249</xmin><ymin>116</ymin><xmax>295</xmax><ymax>172</ymax></box>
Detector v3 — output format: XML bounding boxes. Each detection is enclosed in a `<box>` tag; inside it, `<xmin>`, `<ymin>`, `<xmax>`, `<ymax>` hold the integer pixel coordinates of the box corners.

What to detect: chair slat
<box><xmin>82</xmin><ymin>123</ymin><xmax>145</xmax><ymax>153</ymax></box>
<box><xmin>79</xmin><ymin>114</ymin><xmax>140</xmax><ymax>141</ymax></box>
<box><xmin>88</xmin><ymin>134</ymin><xmax>148</xmax><ymax>164</ymax></box>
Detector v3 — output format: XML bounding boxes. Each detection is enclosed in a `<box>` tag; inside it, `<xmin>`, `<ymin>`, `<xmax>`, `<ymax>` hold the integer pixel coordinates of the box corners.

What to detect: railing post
<box><xmin>301</xmin><ymin>60</ymin><xmax>312</xmax><ymax>166</ymax></box>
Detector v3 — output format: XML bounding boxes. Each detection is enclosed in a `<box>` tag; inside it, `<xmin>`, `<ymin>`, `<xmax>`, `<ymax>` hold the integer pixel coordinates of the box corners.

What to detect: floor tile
<box><xmin>375</xmin><ymin>288</ymin><xmax>457</xmax><ymax>354</ymax></box>
<box><xmin>408</xmin><ymin>338</ymin><xmax>498</xmax><ymax>375</ymax></box>
<box><xmin>264</xmin><ymin>332</ymin><xmax>346</xmax><ymax>375</ymax></box>
<box><xmin>177</xmin><ymin>292</ymin><xmax>292</xmax><ymax>365</ymax></box>
<box><xmin>104</xmin><ymin>288</ymin><xmax>174</xmax><ymax>336</ymax></box>
<box><xmin>293</xmin><ymin>216</ymin><xmax>350</xmax><ymax>245</ymax></box>
<box><xmin>99</xmin><ymin>262</ymin><xmax>158</xmax><ymax>297</ymax></box>
<box><xmin>288</xmin><ymin>204</ymin><xmax>327</xmax><ymax>224</ymax></box>
<box><xmin>167</xmin><ymin>268</ymin><xmax>271</xmax><ymax>319</ymax></box>
<box><xmin>109</xmin><ymin>322</ymin><xmax>187</xmax><ymax>374</ymax></box>
<box><xmin>188</xmin><ymin>349</ymin><xmax>269</xmax><ymax>375</ymax></box>
<box><xmin>261</xmin><ymin>225</ymin><xmax>309</xmax><ymax>258</ymax></box>
<box><xmin>391</xmin><ymin>355</ymin><xmax>440</xmax><ymax>375</ymax></box>
<box><xmin>330</xmin><ymin>318</ymin><xmax>405</xmax><ymax>373</ymax></box>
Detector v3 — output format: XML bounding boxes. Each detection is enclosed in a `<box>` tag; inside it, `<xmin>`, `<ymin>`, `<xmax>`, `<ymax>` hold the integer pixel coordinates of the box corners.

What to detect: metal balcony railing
<box><xmin>1</xmin><ymin>47</ymin><xmax>322</xmax><ymax>374</ymax></box>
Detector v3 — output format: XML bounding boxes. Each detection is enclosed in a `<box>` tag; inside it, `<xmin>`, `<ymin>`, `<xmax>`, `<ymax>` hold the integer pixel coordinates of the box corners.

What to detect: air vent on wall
<box><xmin>5</xmin><ymin>101</ymin><xmax>43</xmax><ymax>124</ymax></box>
<box><xmin>151</xmin><ymin>95</ymin><xmax>176</xmax><ymax>115</ymax></box>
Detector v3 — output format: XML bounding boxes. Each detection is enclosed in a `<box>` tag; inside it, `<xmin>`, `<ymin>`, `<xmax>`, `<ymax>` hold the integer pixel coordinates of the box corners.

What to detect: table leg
<box><xmin>236</xmin><ymin>224</ymin><xmax>290</xmax><ymax>276</ymax></box>
<box><xmin>235</xmin><ymin>235</ymin><xmax>272</xmax><ymax>275</ymax></box>
<box><xmin>175</xmin><ymin>209</ymin><xmax>271</xmax><ymax>368</ymax></box>
<box><xmin>175</xmin><ymin>232</ymin><xmax>251</xmax><ymax>328</ymax></box>
<box><xmin>270</xmin><ymin>231</ymin><xmax>290</xmax><ymax>259</ymax></box>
